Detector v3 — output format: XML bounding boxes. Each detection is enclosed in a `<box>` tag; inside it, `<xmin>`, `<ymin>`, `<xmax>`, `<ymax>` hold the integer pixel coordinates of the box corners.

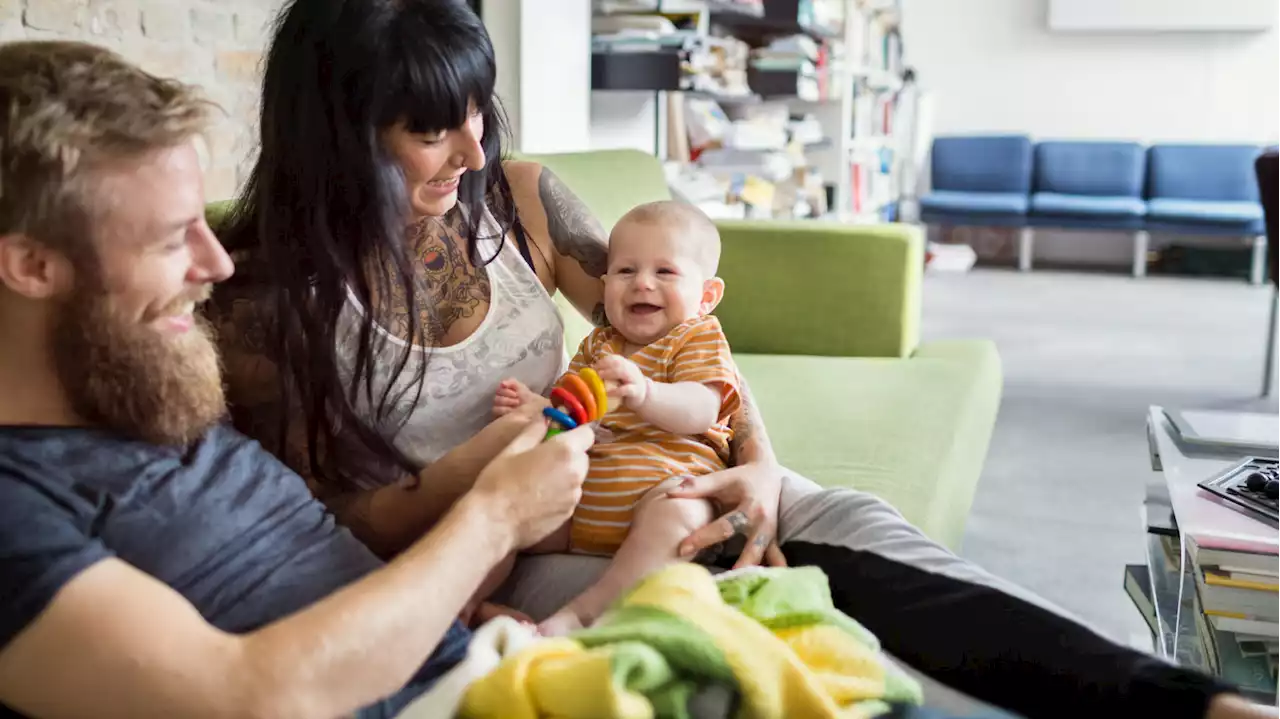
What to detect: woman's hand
<box><xmin>665</xmin><ymin>462</ymin><xmax>788</xmax><ymax>569</ymax></box>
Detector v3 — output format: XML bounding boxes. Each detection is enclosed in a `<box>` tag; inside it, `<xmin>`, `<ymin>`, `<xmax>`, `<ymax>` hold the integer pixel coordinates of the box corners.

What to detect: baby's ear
<box><xmin>699</xmin><ymin>277</ymin><xmax>725</xmax><ymax>315</ymax></box>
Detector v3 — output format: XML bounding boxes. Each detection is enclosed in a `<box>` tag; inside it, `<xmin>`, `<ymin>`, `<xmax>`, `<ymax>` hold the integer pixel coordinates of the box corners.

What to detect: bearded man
<box><xmin>0</xmin><ymin>40</ymin><xmax>593</xmax><ymax>719</ymax></box>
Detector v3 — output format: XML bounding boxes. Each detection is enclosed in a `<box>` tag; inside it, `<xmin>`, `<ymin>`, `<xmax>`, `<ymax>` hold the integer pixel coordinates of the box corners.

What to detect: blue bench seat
<box><xmin>921</xmin><ymin>190</ymin><xmax>1029</xmax><ymax>216</ymax></box>
<box><xmin>1145</xmin><ymin>198</ymin><xmax>1264</xmax><ymax>232</ymax></box>
<box><xmin>918</xmin><ymin>135</ymin><xmax>1034</xmax><ymax>232</ymax></box>
<box><xmin>1031</xmin><ymin>192</ymin><xmax>1146</xmax><ymax>218</ymax></box>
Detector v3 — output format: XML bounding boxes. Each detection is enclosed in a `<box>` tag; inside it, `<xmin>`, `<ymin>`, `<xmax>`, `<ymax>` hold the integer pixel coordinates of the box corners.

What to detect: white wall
<box><xmin>903</xmin><ymin>0</ymin><xmax>1278</xmax><ymax>266</ymax></box>
<box><xmin>902</xmin><ymin>0</ymin><xmax>1280</xmax><ymax>144</ymax></box>
<box><xmin>484</xmin><ymin>0</ymin><xmax>593</xmax><ymax>155</ymax></box>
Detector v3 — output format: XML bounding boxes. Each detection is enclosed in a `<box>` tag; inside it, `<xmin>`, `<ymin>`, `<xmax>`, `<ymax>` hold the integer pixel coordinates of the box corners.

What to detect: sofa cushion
<box><xmin>919</xmin><ymin>190</ymin><xmax>1029</xmax><ymax>216</ymax></box>
<box><xmin>1146</xmin><ymin>198</ymin><xmax>1264</xmax><ymax>225</ymax></box>
<box><xmin>1030</xmin><ymin>192</ymin><xmax>1146</xmax><ymax>217</ymax></box>
<box><xmin>735</xmin><ymin>340</ymin><xmax>1001</xmax><ymax>550</ymax></box>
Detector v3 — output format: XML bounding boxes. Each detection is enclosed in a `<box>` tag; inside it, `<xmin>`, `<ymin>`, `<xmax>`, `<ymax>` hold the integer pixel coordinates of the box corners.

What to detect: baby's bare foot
<box><xmin>536</xmin><ymin>609</ymin><xmax>586</xmax><ymax>637</ymax></box>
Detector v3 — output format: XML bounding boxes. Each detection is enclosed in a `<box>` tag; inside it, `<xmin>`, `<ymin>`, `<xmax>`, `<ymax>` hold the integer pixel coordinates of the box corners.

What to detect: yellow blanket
<box><xmin>459</xmin><ymin>564</ymin><xmax>922</xmax><ymax>719</ymax></box>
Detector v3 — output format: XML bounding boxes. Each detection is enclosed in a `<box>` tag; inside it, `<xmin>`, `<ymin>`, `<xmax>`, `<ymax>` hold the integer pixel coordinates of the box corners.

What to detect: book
<box><xmin>1191</xmin><ymin>543</ymin><xmax>1280</xmax><ymax>578</ymax></box>
<box><xmin>1208</xmin><ymin>612</ymin><xmax>1280</xmax><ymax>639</ymax></box>
<box><xmin>1124</xmin><ymin>564</ymin><xmax>1158</xmax><ymax>636</ymax></box>
<box><xmin>1204</xmin><ymin>569</ymin><xmax>1280</xmax><ymax>592</ymax></box>
<box><xmin>1221</xmin><ymin>567</ymin><xmax>1280</xmax><ymax>581</ymax></box>
<box><xmin>1165</xmin><ymin>409</ymin><xmax>1279</xmax><ymax>456</ymax></box>
<box><xmin>1196</xmin><ymin>566</ymin><xmax>1279</xmax><ymax>621</ymax></box>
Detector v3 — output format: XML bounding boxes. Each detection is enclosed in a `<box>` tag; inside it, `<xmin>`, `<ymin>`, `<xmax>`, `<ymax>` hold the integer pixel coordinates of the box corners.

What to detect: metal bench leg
<box><xmin>1249</xmin><ymin>234</ymin><xmax>1267</xmax><ymax>286</ymax></box>
<box><xmin>1132</xmin><ymin>230</ymin><xmax>1149</xmax><ymax>278</ymax></box>
<box><xmin>1018</xmin><ymin>227</ymin><xmax>1034</xmax><ymax>272</ymax></box>
<box><xmin>1264</xmin><ymin>286</ymin><xmax>1278</xmax><ymax>398</ymax></box>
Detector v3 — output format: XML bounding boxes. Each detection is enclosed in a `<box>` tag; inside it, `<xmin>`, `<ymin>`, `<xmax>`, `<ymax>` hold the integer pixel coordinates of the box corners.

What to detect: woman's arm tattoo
<box><xmin>729</xmin><ymin>376</ymin><xmax>758</xmax><ymax>466</ymax></box>
<box><xmin>537</xmin><ymin>167</ymin><xmax>609</xmax><ymax>278</ymax></box>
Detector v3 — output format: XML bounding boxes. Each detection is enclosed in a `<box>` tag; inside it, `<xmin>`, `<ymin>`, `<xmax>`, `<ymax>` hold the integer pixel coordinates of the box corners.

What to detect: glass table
<box><xmin>1141</xmin><ymin>406</ymin><xmax>1279</xmax><ymax>701</ymax></box>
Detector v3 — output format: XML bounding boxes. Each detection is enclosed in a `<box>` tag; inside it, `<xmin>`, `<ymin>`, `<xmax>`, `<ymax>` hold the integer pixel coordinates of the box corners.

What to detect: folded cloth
<box><xmin>457</xmin><ymin>563</ymin><xmax>922</xmax><ymax>719</ymax></box>
<box><xmin>397</xmin><ymin>616</ymin><xmax>540</xmax><ymax>719</ymax></box>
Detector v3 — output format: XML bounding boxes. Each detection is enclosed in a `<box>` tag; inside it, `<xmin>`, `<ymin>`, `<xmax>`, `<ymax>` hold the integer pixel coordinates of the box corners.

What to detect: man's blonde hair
<box><xmin>0</xmin><ymin>41</ymin><xmax>212</xmax><ymax>251</ymax></box>
<box><xmin>615</xmin><ymin>200</ymin><xmax>722</xmax><ymax>275</ymax></box>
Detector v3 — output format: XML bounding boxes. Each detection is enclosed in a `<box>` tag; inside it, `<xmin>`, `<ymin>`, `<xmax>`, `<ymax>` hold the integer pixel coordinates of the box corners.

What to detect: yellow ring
<box><xmin>578</xmin><ymin>367</ymin><xmax>609</xmax><ymax>418</ymax></box>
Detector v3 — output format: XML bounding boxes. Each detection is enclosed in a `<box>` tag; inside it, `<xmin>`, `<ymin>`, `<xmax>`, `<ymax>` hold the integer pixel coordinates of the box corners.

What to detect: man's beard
<box><xmin>53</xmin><ymin>284</ymin><xmax>226</xmax><ymax>446</ymax></box>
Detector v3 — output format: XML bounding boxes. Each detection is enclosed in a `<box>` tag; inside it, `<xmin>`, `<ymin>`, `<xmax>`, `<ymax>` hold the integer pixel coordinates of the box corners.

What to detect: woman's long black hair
<box><xmin>219</xmin><ymin>0</ymin><xmax>522</xmax><ymax>489</ymax></box>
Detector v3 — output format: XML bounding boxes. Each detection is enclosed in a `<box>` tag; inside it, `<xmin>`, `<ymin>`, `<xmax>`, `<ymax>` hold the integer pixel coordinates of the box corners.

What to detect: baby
<box><xmin>494</xmin><ymin>200</ymin><xmax>741</xmax><ymax>636</ymax></box>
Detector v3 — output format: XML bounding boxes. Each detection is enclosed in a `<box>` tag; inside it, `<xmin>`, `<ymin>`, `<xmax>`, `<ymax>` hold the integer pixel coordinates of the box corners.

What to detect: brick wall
<box><xmin>1</xmin><ymin>0</ymin><xmax>280</xmax><ymax>200</ymax></box>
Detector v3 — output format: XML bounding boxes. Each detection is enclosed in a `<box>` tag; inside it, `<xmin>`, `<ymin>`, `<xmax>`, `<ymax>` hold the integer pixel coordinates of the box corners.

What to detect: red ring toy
<box><xmin>550</xmin><ymin>387</ymin><xmax>589</xmax><ymax>426</ymax></box>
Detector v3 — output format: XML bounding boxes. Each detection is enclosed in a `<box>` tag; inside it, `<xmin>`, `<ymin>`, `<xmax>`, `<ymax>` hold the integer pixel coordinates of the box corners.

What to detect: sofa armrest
<box><xmin>714</xmin><ymin>220</ymin><xmax>924</xmax><ymax>358</ymax></box>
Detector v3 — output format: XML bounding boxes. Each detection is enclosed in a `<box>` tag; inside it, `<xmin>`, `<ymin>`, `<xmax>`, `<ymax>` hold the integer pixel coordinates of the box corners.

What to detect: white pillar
<box><xmin>483</xmin><ymin>0</ymin><xmax>592</xmax><ymax>154</ymax></box>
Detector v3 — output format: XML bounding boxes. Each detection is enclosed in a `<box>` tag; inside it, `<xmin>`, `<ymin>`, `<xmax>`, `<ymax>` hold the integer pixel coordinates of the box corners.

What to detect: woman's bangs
<box><xmin>389</xmin><ymin>35</ymin><xmax>494</xmax><ymax>135</ymax></box>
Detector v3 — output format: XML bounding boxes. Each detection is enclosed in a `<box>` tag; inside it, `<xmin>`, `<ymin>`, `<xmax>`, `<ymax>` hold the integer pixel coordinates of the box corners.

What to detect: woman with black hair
<box><xmin>207</xmin><ymin>2</ymin><xmax>1263</xmax><ymax>718</ymax></box>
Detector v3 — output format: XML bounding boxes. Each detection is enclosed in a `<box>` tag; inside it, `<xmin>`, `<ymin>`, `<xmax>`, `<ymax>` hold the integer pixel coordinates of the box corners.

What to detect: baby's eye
<box><xmin>657</xmin><ymin>267</ymin><xmax>676</xmax><ymax>275</ymax></box>
<box><xmin>616</xmin><ymin>267</ymin><xmax>636</xmax><ymax>274</ymax></box>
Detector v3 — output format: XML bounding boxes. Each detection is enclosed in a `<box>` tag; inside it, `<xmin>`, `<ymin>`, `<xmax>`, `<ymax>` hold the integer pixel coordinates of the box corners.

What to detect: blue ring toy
<box><xmin>542</xmin><ymin>406</ymin><xmax>578</xmax><ymax>431</ymax></box>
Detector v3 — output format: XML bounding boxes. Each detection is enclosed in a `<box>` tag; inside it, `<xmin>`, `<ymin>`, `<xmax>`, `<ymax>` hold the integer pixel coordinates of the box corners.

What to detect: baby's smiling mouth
<box><xmin>629</xmin><ymin>303</ymin><xmax>662</xmax><ymax>315</ymax></box>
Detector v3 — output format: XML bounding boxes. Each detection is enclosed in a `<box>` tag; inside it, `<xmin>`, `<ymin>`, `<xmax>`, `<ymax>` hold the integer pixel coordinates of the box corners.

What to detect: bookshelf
<box><xmin>591</xmin><ymin>0</ymin><xmax>911</xmax><ymax>221</ymax></box>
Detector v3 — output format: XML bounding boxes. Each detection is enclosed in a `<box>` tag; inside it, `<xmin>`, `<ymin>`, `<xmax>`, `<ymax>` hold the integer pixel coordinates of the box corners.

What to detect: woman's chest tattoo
<box><xmin>381</xmin><ymin>217</ymin><xmax>491</xmax><ymax>344</ymax></box>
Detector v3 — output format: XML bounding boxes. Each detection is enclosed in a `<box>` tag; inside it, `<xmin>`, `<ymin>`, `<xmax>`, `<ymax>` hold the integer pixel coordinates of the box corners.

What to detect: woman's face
<box><xmin>383</xmin><ymin>107</ymin><xmax>486</xmax><ymax>220</ymax></box>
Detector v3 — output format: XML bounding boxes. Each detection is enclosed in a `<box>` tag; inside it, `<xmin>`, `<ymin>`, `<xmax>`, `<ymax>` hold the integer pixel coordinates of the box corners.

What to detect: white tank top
<box><xmin>335</xmin><ymin>210</ymin><xmax>566</xmax><ymax>484</ymax></box>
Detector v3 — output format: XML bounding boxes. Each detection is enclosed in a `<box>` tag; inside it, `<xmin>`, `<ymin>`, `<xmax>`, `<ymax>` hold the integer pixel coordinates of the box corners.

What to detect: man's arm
<box><xmin>0</xmin><ymin>495</ymin><xmax>510</xmax><ymax>719</ymax></box>
<box><xmin>0</xmin><ymin>419</ymin><xmax>593</xmax><ymax>719</ymax></box>
<box><xmin>324</xmin><ymin>412</ymin><xmax>537</xmax><ymax>558</ymax></box>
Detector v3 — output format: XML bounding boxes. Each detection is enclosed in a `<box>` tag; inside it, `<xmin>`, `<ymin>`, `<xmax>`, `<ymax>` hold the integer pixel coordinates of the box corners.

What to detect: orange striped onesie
<box><xmin>566</xmin><ymin>315</ymin><xmax>741</xmax><ymax>555</ymax></box>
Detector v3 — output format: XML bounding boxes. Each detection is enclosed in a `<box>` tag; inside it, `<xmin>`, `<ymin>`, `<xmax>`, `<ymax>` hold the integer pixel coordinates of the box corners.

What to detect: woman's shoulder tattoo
<box><xmin>536</xmin><ymin>167</ymin><xmax>609</xmax><ymax>278</ymax></box>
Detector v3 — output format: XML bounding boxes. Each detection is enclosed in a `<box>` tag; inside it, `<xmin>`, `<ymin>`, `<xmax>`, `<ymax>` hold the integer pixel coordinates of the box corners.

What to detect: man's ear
<box><xmin>0</xmin><ymin>234</ymin><xmax>73</xmax><ymax>299</ymax></box>
<box><xmin>699</xmin><ymin>276</ymin><xmax>725</xmax><ymax>315</ymax></box>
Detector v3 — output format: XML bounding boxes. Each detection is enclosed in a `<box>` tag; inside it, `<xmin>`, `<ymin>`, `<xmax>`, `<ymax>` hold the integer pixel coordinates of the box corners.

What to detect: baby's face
<box><xmin>603</xmin><ymin>220</ymin><xmax>713</xmax><ymax>346</ymax></box>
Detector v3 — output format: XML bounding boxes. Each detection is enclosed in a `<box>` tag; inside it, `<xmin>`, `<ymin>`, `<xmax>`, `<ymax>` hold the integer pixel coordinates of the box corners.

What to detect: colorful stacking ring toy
<box><xmin>543</xmin><ymin>367</ymin><xmax>610</xmax><ymax>438</ymax></box>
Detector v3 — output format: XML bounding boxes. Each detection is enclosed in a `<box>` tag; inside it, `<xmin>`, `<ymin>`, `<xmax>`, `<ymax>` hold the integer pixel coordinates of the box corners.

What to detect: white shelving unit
<box><xmin>831</xmin><ymin>0</ymin><xmax>906</xmax><ymax>222</ymax></box>
<box><xmin>591</xmin><ymin>0</ymin><xmax>910</xmax><ymax>222</ymax></box>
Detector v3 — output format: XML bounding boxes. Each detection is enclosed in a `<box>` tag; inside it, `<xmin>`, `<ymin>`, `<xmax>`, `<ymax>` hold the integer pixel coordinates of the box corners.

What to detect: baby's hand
<box><xmin>493</xmin><ymin>378</ymin><xmax>549</xmax><ymax>418</ymax></box>
<box><xmin>594</xmin><ymin>355</ymin><xmax>650</xmax><ymax>408</ymax></box>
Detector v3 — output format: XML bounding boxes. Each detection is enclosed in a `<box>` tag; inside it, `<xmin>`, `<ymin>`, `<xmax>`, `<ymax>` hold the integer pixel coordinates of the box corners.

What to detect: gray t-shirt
<box><xmin>0</xmin><ymin>423</ymin><xmax>469</xmax><ymax>718</ymax></box>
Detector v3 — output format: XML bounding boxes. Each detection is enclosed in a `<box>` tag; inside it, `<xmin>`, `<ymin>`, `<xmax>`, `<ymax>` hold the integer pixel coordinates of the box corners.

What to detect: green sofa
<box><xmin>527</xmin><ymin>150</ymin><xmax>1001</xmax><ymax>551</ymax></box>
<box><xmin>206</xmin><ymin>150</ymin><xmax>1000</xmax><ymax>550</ymax></box>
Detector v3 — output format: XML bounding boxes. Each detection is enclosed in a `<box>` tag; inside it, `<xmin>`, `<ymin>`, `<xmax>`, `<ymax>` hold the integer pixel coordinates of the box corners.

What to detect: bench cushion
<box><xmin>919</xmin><ymin>190</ymin><xmax>1029</xmax><ymax>216</ymax></box>
<box><xmin>1031</xmin><ymin>192</ymin><xmax>1146</xmax><ymax>217</ymax></box>
<box><xmin>1146</xmin><ymin>198</ymin><xmax>1263</xmax><ymax>225</ymax></box>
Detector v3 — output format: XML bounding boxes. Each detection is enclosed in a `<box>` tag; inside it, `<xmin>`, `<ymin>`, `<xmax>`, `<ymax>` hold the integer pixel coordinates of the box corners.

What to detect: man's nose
<box><xmin>189</xmin><ymin>221</ymin><xmax>234</xmax><ymax>284</ymax></box>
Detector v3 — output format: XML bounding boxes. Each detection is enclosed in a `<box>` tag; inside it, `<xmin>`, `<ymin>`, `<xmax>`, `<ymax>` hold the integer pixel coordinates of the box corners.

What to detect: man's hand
<box><xmin>666</xmin><ymin>462</ymin><xmax>787</xmax><ymax>569</ymax></box>
<box><xmin>594</xmin><ymin>355</ymin><xmax>649</xmax><ymax>408</ymax></box>
<box><xmin>470</xmin><ymin>416</ymin><xmax>594</xmax><ymax>550</ymax></box>
<box><xmin>493</xmin><ymin>378</ymin><xmax>550</xmax><ymax>419</ymax></box>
